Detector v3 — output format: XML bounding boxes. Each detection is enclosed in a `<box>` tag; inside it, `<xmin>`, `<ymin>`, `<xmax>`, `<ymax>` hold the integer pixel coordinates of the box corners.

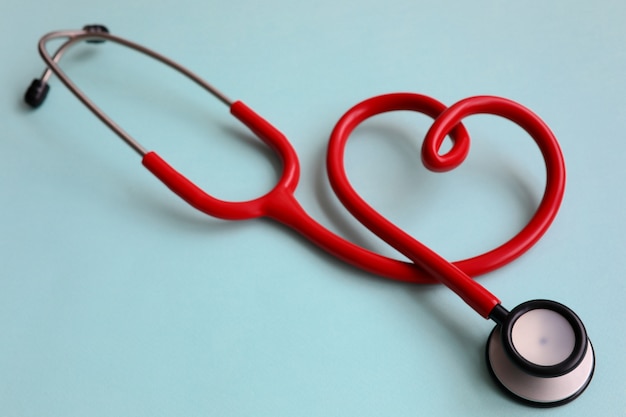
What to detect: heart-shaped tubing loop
<box><xmin>327</xmin><ymin>93</ymin><xmax>565</xmax><ymax>316</ymax></box>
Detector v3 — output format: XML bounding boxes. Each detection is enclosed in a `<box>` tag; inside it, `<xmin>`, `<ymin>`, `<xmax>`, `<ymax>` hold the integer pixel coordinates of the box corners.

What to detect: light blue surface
<box><xmin>1</xmin><ymin>1</ymin><xmax>625</xmax><ymax>415</ymax></box>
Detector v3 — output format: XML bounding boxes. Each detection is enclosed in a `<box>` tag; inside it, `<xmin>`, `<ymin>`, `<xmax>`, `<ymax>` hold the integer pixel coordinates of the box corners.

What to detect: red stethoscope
<box><xmin>26</xmin><ymin>24</ymin><xmax>594</xmax><ymax>407</ymax></box>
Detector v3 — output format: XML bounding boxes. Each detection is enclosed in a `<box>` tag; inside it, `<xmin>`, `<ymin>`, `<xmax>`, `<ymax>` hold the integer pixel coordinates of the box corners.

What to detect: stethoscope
<box><xmin>25</xmin><ymin>24</ymin><xmax>595</xmax><ymax>407</ymax></box>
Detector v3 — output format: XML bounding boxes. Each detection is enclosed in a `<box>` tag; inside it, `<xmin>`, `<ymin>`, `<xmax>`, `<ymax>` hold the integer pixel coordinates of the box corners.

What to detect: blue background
<box><xmin>1</xmin><ymin>1</ymin><xmax>625</xmax><ymax>415</ymax></box>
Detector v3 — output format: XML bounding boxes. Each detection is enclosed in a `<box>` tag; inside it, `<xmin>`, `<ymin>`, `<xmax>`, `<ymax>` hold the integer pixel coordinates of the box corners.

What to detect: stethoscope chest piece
<box><xmin>486</xmin><ymin>300</ymin><xmax>595</xmax><ymax>406</ymax></box>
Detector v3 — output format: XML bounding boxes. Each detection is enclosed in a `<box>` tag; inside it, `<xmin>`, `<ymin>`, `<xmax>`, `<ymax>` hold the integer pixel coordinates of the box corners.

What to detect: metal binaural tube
<box><xmin>34</xmin><ymin>26</ymin><xmax>234</xmax><ymax>156</ymax></box>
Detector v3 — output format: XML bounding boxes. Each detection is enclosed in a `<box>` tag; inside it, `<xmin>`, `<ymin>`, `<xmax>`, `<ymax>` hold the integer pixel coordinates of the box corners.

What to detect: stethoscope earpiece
<box><xmin>486</xmin><ymin>300</ymin><xmax>595</xmax><ymax>406</ymax></box>
<box><xmin>24</xmin><ymin>79</ymin><xmax>50</xmax><ymax>108</ymax></box>
<box><xmin>24</xmin><ymin>24</ymin><xmax>109</xmax><ymax>109</ymax></box>
<box><xmin>83</xmin><ymin>24</ymin><xmax>109</xmax><ymax>43</ymax></box>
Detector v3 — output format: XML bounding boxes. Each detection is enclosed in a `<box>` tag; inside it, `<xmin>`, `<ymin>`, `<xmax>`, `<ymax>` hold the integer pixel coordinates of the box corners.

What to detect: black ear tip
<box><xmin>24</xmin><ymin>79</ymin><xmax>50</xmax><ymax>108</ymax></box>
<box><xmin>83</xmin><ymin>24</ymin><xmax>109</xmax><ymax>43</ymax></box>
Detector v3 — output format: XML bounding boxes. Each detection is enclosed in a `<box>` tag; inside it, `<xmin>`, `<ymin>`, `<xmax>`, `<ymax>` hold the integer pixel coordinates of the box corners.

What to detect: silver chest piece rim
<box><xmin>486</xmin><ymin>300</ymin><xmax>595</xmax><ymax>407</ymax></box>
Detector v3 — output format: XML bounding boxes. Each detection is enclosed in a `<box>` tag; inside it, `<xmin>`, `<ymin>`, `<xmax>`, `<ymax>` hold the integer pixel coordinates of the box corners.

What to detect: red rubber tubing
<box><xmin>327</xmin><ymin>94</ymin><xmax>565</xmax><ymax>316</ymax></box>
<box><xmin>142</xmin><ymin>94</ymin><xmax>565</xmax><ymax>318</ymax></box>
